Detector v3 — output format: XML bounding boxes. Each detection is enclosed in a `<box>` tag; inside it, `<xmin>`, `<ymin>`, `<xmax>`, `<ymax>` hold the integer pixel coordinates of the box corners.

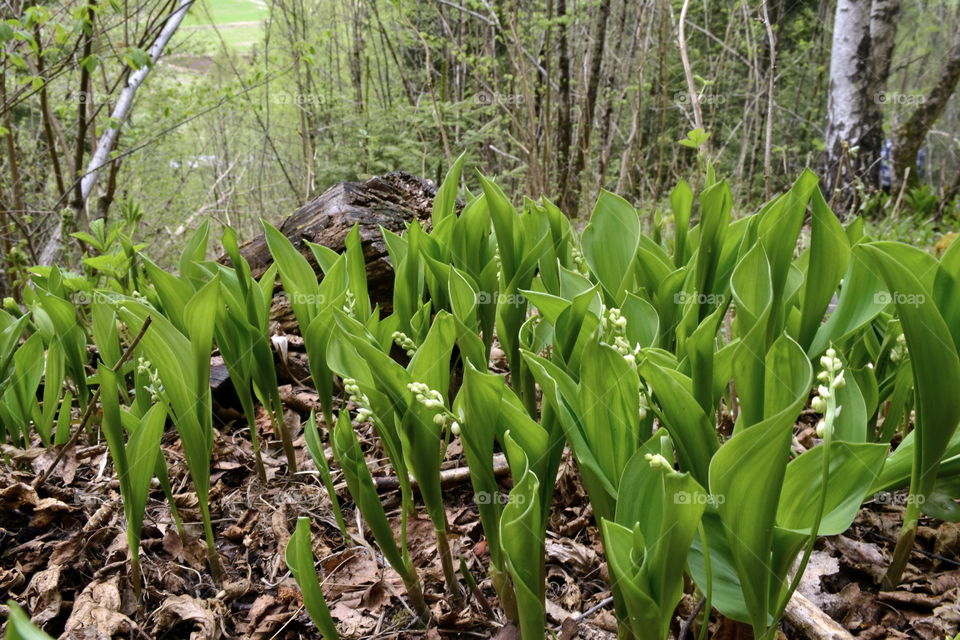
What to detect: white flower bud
<box><xmin>833</xmin><ymin>372</ymin><xmax>846</xmax><ymax>389</ymax></box>
<box><xmin>645</xmin><ymin>453</ymin><xmax>673</xmax><ymax>472</ymax></box>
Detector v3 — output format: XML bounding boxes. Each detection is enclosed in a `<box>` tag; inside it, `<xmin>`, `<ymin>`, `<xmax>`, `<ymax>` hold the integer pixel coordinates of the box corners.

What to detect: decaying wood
<box><xmin>225</xmin><ymin>171</ymin><xmax>438</xmax><ymax>329</ymax></box>
<box><xmin>373</xmin><ymin>453</ymin><xmax>511</xmax><ymax>491</ymax></box>
<box><xmin>784</xmin><ymin>590</ymin><xmax>855</xmax><ymax>640</ymax></box>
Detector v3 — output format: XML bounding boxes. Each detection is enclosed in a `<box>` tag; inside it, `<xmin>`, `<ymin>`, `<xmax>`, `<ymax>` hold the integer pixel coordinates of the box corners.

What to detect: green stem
<box><xmin>199</xmin><ymin>499</ymin><xmax>224</xmax><ymax>583</ymax></box>
<box><xmin>770</xmin><ymin>385</ymin><xmax>837</xmax><ymax>636</ymax></box>
<box><xmin>239</xmin><ymin>395</ymin><xmax>267</xmax><ymax>482</ymax></box>
<box><xmin>130</xmin><ymin>549</ymin><xmax>142</xmax><ymax>600</ymax></box>
<box><xmin>696</xmin><ymin>523</ymin><xmax>712</xmax><ymax>640</ymax></box>
<box><xmin>271</xmin><ymin>397</ymin><xmax>298</xmax><ymax>474</ymax></box>
<box><xmin>399</xmin><ymin>568</ymin><xmax>431</xmax><ymax>624</ymax></box>
<box><xmin>491</xmin><ymin>565</ymin><xmax>519</xmax><ymax>624</ymax></box>
<box><xmin>883</xmin><ymin>475</ymin><xmax>922</xmax><ymax>588</ymax></box>
<box><xmin>436</xmin><ymin>527</ymin><xmax>464</xmax><ymax>604</ymax></box>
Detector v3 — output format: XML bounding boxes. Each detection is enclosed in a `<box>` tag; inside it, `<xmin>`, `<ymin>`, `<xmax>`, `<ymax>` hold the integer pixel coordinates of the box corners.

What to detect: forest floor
<box><xmin>1</xmin><ymin>358</ymin><xmax>959</xmax><ymax>639</ymax></box>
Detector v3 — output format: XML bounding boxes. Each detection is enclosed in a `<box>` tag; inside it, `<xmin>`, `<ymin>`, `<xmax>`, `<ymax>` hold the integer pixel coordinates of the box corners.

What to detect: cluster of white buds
<box><xmin>136</xmin><ymin>357</ymin><xmax>164</xmax><ymax>403</ymax></box>
<box><xmin>342</xmin><ymin>290</ymin><xmax>356</xmax><ymax>315</ymax></box>
<box><xmin>570</xmin><ymin>245</ymin><xmax>588</xmax><ymax>274</ymax></box>
<box><xmin>812</xmin><ymin>347</ymin><xmax>844</xmax><ymax>438</ymax></box>
<box><xmin>614</xmin><ymin>336</ymin><xmax>643</xmax><ymax>367</ymax></box>
<box><xmin>638</xmin><ymin>389</ymin><xmax>650</xmax><ymax>420</ymax></box>
<box><xmin>602</xmin><ymin>307</ymin><xmax>628</xmax><ymax>335</ymax></box>
<box><xmin>391</xmin><ymin>331</ymin><xmax>417</xmax><ymax>357</ymax></box>
<box><xmin>131</xmin><ymin>290</ymin><xmax>149</xmax><ymax>304</ymax></box>
<box><xmin>343</xmin><ymin>377</ymin><xmax>374</xmax><ymax>423</ymax></box>
<box><xmin>407</xmin><ymin>382</ymin><xmax>445</xmax><ymax>410</ymax></box>
<box><xmin>889</xmin><ymin>333</ymin><xmax>907</xmax><ymax>363</ymax></box>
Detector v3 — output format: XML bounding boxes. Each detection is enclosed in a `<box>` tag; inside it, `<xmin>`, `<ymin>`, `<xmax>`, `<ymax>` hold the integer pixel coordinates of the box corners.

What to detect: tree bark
<box><xmin>824</xmin><ymin>0</ymin><xmax>895</xmax><ymax>214</ymax></box>
<box><xmin>554</xmin><ymin>0</ymin><xmax>572</xmax><ymax>210</ymax></box>
<box><xmin>891</xmin><ymin>35</ymin><xmax>960</xmax><ymax>195</ymax></box>
<box><xmin>562</xmin><ymin>0</ymin><xmax>611</xmax><ymax>216</ymax></box>
<box><xmin>230</xmin><ymin>171</ymin><xmax>438</xmax><ymax>328</ymax></box>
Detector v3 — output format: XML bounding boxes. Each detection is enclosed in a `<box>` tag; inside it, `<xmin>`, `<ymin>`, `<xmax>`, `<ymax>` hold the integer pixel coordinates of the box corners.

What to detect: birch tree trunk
<box><xmin>38</xmin><ymin>0</ymin><xmax>194</xmax><ymax>266</ymax></box>
<box><xmin>824</xmin><ymin>0</ymin><xmax>898</xmax><ymax>214</ymax></box>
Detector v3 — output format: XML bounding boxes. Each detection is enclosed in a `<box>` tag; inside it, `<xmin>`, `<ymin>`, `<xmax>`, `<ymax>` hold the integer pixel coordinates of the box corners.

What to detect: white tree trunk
<box><xmin>39</xmin><ymin>0</ymin><xmax>194</xmax><ymax>266</ymax></box>
<box><xmin>825</xmin><ymin>0</ymin><xmax>871</xmax><ymax>209</ymax></box>
<box><xmin>824</xmin><ymin>0</ymin><xmax>896</xmax><ymax>213</ymax></box>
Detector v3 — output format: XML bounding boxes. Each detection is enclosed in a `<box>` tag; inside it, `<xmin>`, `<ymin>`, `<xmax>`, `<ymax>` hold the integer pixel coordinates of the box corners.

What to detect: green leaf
<box><xmin>4</xmin><ymin>601</ymin><xmax>54</xmax><ymax>639</ymax></box>
<box><xmin>285</xmin><ymin>518</ymin><xmax>339</xmax><ymax>640</ymax></box>
<box><xmin>777</xmin><ymin>442</ymin><xmax>887</xmax><ymax>534</ymax></box>
<box><xmin>639</xmin><ymin>359</ymin><xmax>718</xmax><ymax>486</ymax></box>
<box><xmin>304</xmin><ymin>412</ymin><xmax>348</xmax><ymax>541</ymax></box>
<box><xmin>579</xmin><ymin>341</ymin><xmax>641</xmax><ymax>488</ymax></box>
<box><xmin>433</xmin><ymin>152</ymin><xmax>466</xmax><ymax>225</ymax></box>
<box><xmin>499</xmin><ymin>456</ymin><xmax>544</xmax><ymax>640</ymax></box>
<box><xmin>797</xmin><ymin>186</ymin><xmax>849</xmax><ymax>349</ymax></box>
<box><xmin>670</xmin><ymin>180</ymin><xmax>693</xmax><ymax>266</ymax></box>
<box><xmin>708</xmin><ymin>334</ymin><xmax>811</xmax><ymax>634</ymax></box>
<box><xmin>581</xmin><ymin>190</ymin><xmax>640</xmax><ymax>302</ymax></box>
<box><xmin>605</xmin><ymin>439</ymin><xmax>707</xmax><ymax>639</ymax></box>
<box><xmin>858</xmin><ymin>243</ymin><xmax>960</xmax><ymax>561</ymax></box>
<box><xmin>453</xmin><ymin>366</ymin><xmax>507</xmax><ymax>569</ymax></box>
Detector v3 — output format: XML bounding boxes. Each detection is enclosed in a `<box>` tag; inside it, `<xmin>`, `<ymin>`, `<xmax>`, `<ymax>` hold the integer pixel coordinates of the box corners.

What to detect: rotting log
<box><xmin>223</xmin><ymin>171</ymin><xmax>439</xmax><ymax>331</ymax></box>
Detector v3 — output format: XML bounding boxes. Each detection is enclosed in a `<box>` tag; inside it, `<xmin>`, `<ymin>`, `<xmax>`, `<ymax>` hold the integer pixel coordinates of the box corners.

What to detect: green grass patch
<box><xmin>175</xmin><ymin>0</ymin><xmax>266</xmax><ymax>53</ymax></box>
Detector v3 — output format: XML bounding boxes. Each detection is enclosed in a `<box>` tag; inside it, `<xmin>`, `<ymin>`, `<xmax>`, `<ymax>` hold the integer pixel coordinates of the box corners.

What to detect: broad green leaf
<box><xmin>285</xmin><ymin>517</ymin><xmax>339</xmax><ymax>640</ymax></box>
<box><xmin>777</xmin><ymin>442</ymin><xmax>887</xmax><ymax>534</ymax></box>
<box><xmin>499</xmin><ymin>456</ymin><xmax>543</xmax><ymax>640</ymax></box>
<box><xmin>581</xmin><ymin>190</ymin><xmax>640</xmax><ymax>302</ymax></box>
<box><xmin>670</xmin><ymin>180</ymin><xmax>693</xmax><ymax>266</ymax></box>
<box><xmin>433</xmin><ymin>152</ymin><xmax>466</xmax><ymax>225</ymax></box>
<box><xmin>709</xmin><ymin>334</ymin><xmax>811</xmax><ymax>634</ymax></box>
<box><xmin>797</xmin><ymin>186</ymin><xmax>849</xmax><ymax>349</ymax></box>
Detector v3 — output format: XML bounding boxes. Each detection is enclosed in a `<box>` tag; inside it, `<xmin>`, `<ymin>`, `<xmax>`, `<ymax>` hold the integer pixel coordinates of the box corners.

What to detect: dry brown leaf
<box><xmin>24</xmin><ymin>564</ymin><xmax>62</xmax><ymax>625</ymax></box>
<box><xmin>832</xmin><ymin>535</ymin><xmax>889</xmax><ymax>584</ymax></box>
<box><xmin>0</xmin><ymin>482</ymin><xmax>38</xmax><ymax>510</ymax></box>
<box><xmin>558</xmin><ymin>617</ymin><xmax>579</xmax><ymax>640</ymax></box>
<box><xmin>0</xmin><ymin>567</ymin><xmax>24</xmax><ymax>591</ymax></box>
<box><xmin>329</xmin><ymin>600</ymin><xmax>377</xmax><ymax>636</ymax></box>
<box><xmin>912</xmin><ymin>599</ymin><xmax>960</xmax><ymax>639</ymax></box>
<box><xmin>63</xmin><ymin>576</ymin><xmax>134</xmax><ymax>639</ymax></box>
<box><xmin>29</xmin><ymin>497</ymin><xmax>75</xmax><ymax>528</ymax></box>
<box><xmin>162</xmin><ymin>527</ymin><xmax>184</xmax><ymax>558</ymax></box>
<box><xmin>153</xmin><ymin>594</ymin><xmax>220</xmax><ymax>640</ymax></box>
<box><xmin>546</xmin><ymin>538</ymin><xmax>600</xmax><ymax>574</ymax></box>
<box><xmin>247</xmin><ymin>594</ymin><xmax>276</xmax><ymax>628</ymax></box>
